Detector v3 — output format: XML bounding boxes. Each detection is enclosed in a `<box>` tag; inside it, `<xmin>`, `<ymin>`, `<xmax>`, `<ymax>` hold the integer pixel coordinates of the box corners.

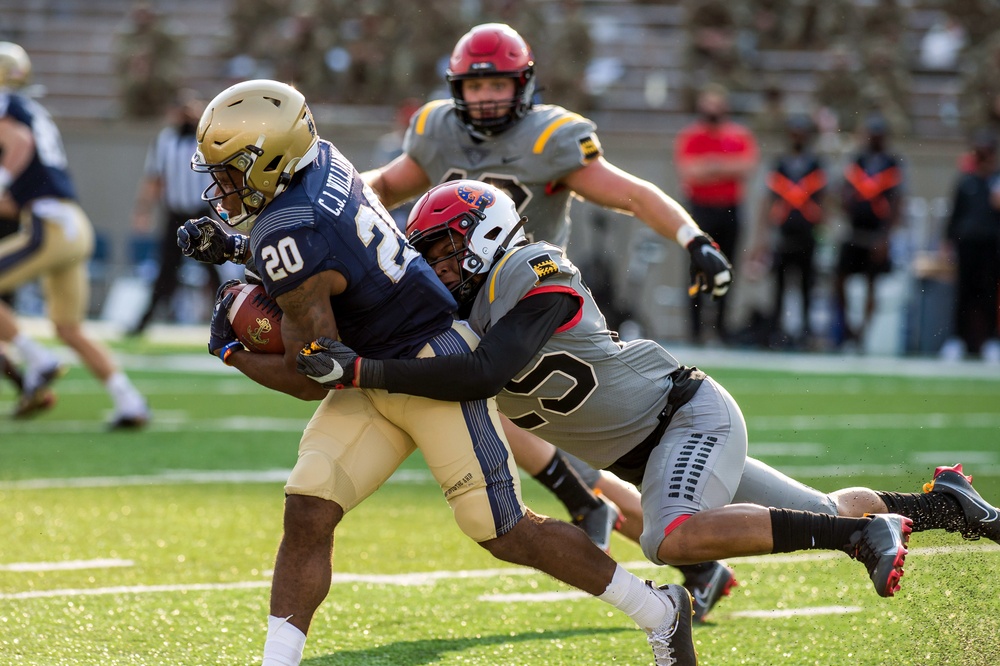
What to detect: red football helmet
<box><xmin>406</xmin><ymin>180</ymin><xmax>527</xmax><ymax>303</ymax></box>
<box><xmin>446</xmin><ymin>23</ymin><xmax>536</xmax><ymax>136</ymax></box>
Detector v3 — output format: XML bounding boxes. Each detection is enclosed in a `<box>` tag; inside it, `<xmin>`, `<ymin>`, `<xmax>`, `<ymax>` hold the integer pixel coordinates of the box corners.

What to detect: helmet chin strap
<box><xmin>491</xmin><ymin>215</ymin><xmax>528</xmax><ymax>263</ymax></box>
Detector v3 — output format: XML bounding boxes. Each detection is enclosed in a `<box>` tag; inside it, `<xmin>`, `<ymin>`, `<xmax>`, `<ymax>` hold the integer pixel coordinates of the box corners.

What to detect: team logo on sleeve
<box><xmin>456</xmin><ymin>182</ymin><xmax>495</xmax><ymax>209</ymax></box>
<box><xmin>578</xmin><ymin>134</ymin><xmax>601</xmax><ymax>162</ymax></box>
<box><xmin>528</xmin><ymin>253</ymin><xmax>560</xmax><ymax>282</ymax></box>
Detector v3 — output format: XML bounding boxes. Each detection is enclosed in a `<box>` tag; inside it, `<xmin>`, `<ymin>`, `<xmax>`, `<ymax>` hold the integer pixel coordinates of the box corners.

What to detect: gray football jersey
<box><xmin>467</xmin><ymin>242</ymin><xmax>682</xmax><ymax>469</ymax></box>
<box><xmin>404</xmin><ymin>100</ymin><xmax>603</xmax><ymax>247</ymax></box>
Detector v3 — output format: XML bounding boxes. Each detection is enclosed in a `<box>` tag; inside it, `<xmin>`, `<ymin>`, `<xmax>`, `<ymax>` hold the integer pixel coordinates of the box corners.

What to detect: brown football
<box><xmin>224</xmin><ymin>283</ymin><xmax>285</xmax><ymax>354</ymax></box>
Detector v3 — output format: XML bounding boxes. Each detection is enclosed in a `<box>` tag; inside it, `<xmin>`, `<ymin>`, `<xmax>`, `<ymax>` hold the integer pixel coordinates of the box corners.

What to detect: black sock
<box><xmin>769</xmin><ymin>508</ymin><xmax>871</xmax><ymax>553</ymax></box>
<box><xmin>876</xmin><ymin>491</ymin><xmax>965</xmax><ymax>532</ymax></box>
<box><xmin>533</xmin><ymin>451</ymin><xmax>601</xmax><ymax>517</ymax></box>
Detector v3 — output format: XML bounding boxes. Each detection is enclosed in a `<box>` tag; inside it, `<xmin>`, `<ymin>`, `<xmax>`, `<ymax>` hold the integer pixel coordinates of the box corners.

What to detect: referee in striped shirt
<box><xmin>129</xmin><ymin>90</ymin><xmax>218</xmax><ymax>335</ymax></box>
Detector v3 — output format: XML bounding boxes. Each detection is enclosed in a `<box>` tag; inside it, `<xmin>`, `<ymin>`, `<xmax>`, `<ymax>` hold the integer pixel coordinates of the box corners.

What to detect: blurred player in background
<box><xmin>360</xmin><ymin>22</ymin><xmax>738</xmax><ymax>618</ymax></box>
<box><xmin>0</xmin><ymin>42</ymin><xmax>149</xmax><ymax>427</ymax></box>
<box><xmin>178</xmin><ymin>79</ymin><xmax>697</xmax><ymax>666</ymax></box>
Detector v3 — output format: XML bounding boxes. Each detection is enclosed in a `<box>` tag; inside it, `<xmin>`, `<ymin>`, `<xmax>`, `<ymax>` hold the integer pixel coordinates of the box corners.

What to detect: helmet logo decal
<box><xmin>456</xmin><ymin>183</ymin><xmax>495</xmax><ymax>211</ymax></box>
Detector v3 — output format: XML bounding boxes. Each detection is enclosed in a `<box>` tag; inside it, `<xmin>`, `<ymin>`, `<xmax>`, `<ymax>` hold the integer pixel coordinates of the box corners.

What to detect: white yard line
<box><xmin>0</xmin><ymin>558</ymin><xmax>133</xmax><ymax>572</ymax></box>
<box><xmin>3</xmin><ymin>545</ymin><xmax>996</xmax><ymax>601</ymax></box>
<box><xmin>0</xmin><ymin>468</ymin><xmax>431</xmax><ymax>490</ymax></box>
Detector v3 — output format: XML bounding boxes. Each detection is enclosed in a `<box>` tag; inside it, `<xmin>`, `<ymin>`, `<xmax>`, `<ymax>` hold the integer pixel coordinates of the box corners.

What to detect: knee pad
<box><xmin>448</xmin><ymin>486</ymin><xmax>522</xmax><ymax>543</ymax></box>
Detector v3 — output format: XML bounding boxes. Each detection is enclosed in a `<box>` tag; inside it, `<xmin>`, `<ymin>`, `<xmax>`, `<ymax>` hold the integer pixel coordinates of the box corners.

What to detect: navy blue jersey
<box><xmin>0</xmin><ymin>93</ymin><xmax>76</xmax><ymax>205</ymax></box>
<box><xmin>248</xmin><ymin>141</ymin><xmax>457</xmax><ymax>360</ymax></box>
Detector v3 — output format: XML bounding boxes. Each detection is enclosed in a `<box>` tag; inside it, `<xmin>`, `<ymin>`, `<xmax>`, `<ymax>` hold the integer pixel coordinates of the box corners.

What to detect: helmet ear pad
<box><xmin>406</xmin><ymin>180</ymin><xmax>528</xmax><ymax>302</ymax></box>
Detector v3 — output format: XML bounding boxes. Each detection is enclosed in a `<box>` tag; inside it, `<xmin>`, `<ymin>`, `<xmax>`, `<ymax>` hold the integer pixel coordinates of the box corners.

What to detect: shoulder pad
<box><xmin>411</xmin><ymin>99</ymin><xmax>454</xmax><ymax>137</ymax></box>
<box><xmin>529</xmin><ymin>106</ymin><xmax>598</xmax><ymax>156</ymax></box>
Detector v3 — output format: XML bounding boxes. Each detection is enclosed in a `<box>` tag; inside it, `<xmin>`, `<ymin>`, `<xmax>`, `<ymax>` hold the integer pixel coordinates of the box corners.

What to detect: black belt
<box><xmin>605</xmin><ymin>366</ymin><xmax>706</xmax><ymax>487</ymax></box>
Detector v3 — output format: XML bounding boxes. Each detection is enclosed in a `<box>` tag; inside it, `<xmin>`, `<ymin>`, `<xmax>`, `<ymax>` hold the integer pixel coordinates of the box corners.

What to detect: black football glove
<box><xmin>208</xmin><ymin>279</ymin><xmax>243</xmax><ymax>361</ymax></box>
<box><xmin>686</xmin><ymin>234</ymin><xmax>733</xmax><ymax>300</ymax></box>
<box><xmin>297</xmin><ymin>337</ymin><xmax>360</xmax><ymax>389</ymax></box>
<box><xmin>178</xmin><ymin>216</ymin><xmax>249</xmax><ymax>266</ymax></box>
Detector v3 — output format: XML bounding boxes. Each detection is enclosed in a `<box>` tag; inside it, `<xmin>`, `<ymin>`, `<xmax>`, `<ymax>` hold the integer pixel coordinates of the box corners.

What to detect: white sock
<box><xmin>262</xmin><ymin>615</ymin><xmax>307</xmax><ymax>666</ymax></box>
<box><xmin>12</xmin><ymin>333</ymin><xmax>57</xmax><ymax>370</ymax></box>
<box><xmin>597</xmin><ymin>564</ymin><xmax>672</xmax><ymax>631</ymax></box>
<box><xmin>105</xmin><ymin>372</ymin><xmax>145</xmax><ymax>413</ymax></box>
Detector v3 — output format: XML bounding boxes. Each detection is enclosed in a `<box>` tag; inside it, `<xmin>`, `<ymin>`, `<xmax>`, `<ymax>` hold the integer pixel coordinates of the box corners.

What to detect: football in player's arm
<box><xmin>179</xmin><ymin>81</ymin><xmax>701</xmax><ymax>666</ymax></box>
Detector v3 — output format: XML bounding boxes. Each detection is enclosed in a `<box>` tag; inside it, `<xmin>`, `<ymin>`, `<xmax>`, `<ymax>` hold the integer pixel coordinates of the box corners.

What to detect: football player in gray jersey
<box><xmin>300</xmin><ymin>181</ymin><xmax>1000</xmax><ymax>613</ymax></box>
<box><xmin>361</xmin><ymin>22</ymin><xmax>737</xmax><ymax>618</ymax></box>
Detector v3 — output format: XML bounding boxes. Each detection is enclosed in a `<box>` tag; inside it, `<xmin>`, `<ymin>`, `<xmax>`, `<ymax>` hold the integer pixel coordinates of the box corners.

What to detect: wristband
<box><xmin>675</xmin><ymin>225</ymin><xmax>703</xmax><ymax>248</ymax></box>
<box><xmin>218</xmin><ymin>340</ymin><xmax>243</xmax><ymax>365</ymax></box>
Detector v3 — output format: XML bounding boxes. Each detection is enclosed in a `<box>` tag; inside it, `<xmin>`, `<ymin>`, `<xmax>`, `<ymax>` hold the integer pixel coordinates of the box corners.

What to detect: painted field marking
<box><xmin>0</xmin><ymin>468</ymin><xmax>430</xmax><ymax>491</ymax></box>
<box><xmin>0</xmin><ymin>558</ymin><xmax>134</xmax><ymax>572</ymax></box>
<box><xmin>3</xmin><ymin>545</ymin><xmax>995</xmax><ymax>601</ymax></box>
<box><xmin>731</xmin><ymin>606</ymin><xmax>862</xmax><ymax>619</ymax></box>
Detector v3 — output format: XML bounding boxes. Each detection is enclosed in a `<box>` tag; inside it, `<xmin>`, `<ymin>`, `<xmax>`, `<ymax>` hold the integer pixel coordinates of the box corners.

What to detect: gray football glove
<box><xmin>686</xmin><ymin>234</ymin><xmax>733</xmax><ymax>300</ymax></box>
<box><xmin>297</xmin><ymin>337</ymin><xmax>360</xmax><ymax>389</ymax></box>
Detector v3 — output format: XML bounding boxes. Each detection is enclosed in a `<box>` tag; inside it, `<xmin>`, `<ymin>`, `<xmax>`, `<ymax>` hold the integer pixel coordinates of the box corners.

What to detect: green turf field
<box><xmin>1</xmin><ymin>348</ymin><xmax>998</xmax><ymax>665</ymax></box>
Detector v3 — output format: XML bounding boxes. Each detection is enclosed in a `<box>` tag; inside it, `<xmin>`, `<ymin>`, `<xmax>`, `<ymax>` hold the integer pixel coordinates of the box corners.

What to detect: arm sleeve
<box><xmin>363</xmin><ymin>292</ymin><xmax>580</xmax><ymax>400</ymax></box>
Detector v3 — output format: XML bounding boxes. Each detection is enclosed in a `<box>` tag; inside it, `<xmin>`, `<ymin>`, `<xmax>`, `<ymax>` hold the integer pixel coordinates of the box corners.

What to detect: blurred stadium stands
<box><xmin>0</xmin><ymin>0</ymin><xmax>984</xmax><ymax>355</ymax></box>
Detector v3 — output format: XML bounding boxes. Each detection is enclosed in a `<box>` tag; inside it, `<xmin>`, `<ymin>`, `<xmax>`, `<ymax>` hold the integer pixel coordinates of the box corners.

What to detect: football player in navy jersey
<box><xmin>359</xmin><ymin>22</ymin><xmax>737</xmax><ymax>618</ymax></box>
<box><xmin>0</xmin><ymin>42</ymin><xmax>148</xmax><ymax>427</ymax></box>
<box><xmin>298</xmin><ymin>180</ymin><xmax>1000</xmax><ymax>614</ymax></box>
<box><xmin>178</xmin><ymin>80</ymin><xmax>697</xmax><ymax>666</ymax></box>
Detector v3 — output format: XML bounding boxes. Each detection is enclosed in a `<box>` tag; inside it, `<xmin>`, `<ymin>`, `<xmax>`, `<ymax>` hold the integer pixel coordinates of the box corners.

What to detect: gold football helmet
<box><xmin>192</xmin><ymin>79</ymin><xmax>320</xmax><ymax>230</ymax></box>
<box><xmin>0</xmin><ymin>42</ymin><xmax>31</xmax><ymax>90</ymax></box>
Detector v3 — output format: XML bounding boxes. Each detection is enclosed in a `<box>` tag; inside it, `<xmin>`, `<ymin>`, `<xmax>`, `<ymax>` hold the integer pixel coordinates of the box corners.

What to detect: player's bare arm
<box><xmin>0</xmin><ymin>116</ymin><xmax>35</xmax><ymax>178</ymax></box>
<box><xmin>561</xmin><ymin>156</ymin><xmax>699</xmax><ymax>243</ymax></box>
<box><xmin>361</xmin><ymin>153</ymin><xmax>431</xmax><ymax>210</ymax></box>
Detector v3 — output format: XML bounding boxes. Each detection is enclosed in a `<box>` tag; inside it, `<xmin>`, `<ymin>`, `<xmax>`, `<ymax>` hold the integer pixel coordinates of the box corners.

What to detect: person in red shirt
<box><xmin>675</xmin><ymin>83</ymin><xmax>759</xmax><ymax>344</ymax></box>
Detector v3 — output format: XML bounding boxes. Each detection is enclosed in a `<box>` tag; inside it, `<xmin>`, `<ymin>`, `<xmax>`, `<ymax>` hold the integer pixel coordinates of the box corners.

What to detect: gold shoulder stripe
<box><xmin>488</xmin><ymin>246</ymin><xmax>529</xmax><ymax>303</ymax></box>
<box><xmin>532</xmin><ymin>113</ymin><xmax>583</xmax><ymax>154</ymax></box>
<box><xmin>415</xmin><ymin>100</ymin><xmax>450</xmax><ymax>136</ymax></box>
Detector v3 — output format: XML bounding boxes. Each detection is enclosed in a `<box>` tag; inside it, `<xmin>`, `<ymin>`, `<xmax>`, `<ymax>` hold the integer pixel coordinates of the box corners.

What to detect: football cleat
<box><xmin>682</xmin><ymin>561</ymin><xmax>738</xmax><ymax>622</ymax></box>
<box><xmin>13</xmin><ymin>363</ymin><xmax>64</xmax><ymax>418</ymax></box>
<box><xmin>108</xmin><ymin>402</ymin><xmax>151</xmax><ymax>431</ymax></box>
<box><xmin>645</xmin><ymin>582</ymin><xmax>698</xmax><ymax>666</ymax></box>
<box><xmin>844</xmin><ymin>513</ymin><xmax>912</xmax><ymax>597</ymax></box>
<box><xmin>572</xmin><ymin>490</ymin><xmax>622</xmax><ymax>553</ymax></box>
<box><xmin>923</xmin><ymin>463</ymin><xmax>1000</xmax><ymax>543</ymax></box>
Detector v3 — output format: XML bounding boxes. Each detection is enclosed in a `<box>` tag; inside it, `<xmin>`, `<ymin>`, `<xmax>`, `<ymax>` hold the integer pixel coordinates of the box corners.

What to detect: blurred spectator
<box><xmin>858</xmin><ymin>0</ymin><xmax>907</xmax><ymax>54</ymax></box>
<box><xmin>681</xmin><ymin>0</ymin><xmax>753</xmax><ymax>112</ymax></box>
<box><xmin>947</xmin><ymin>0</ymin><xmax>1000</xmax><ymax>60</ymax></box>
<box><xmin>273</xmin><ymin>8</ymin><xmax>336</xmax><ymax>103</ymax></box>
<box><xmin>919</xmin><ymin>16</ymin><xmax>967</xmax><ymax>71</ymax></box>
<box><xmin>114</xmin><ymin>2</ymin><xmax>184</xmax><ymax>120</ymax></box>
<box><xmin>751</xmin><ymin>81</ymin><xmax>789</xmax><ymax>149</ymax></box>
<box><xmin>959</xmin><ymin>33</ymin><xmax>1000</xmax><ymax>137</ymax></box>
<box><xmin>536</xmin><ymin>0</ymin><xmax>594</xmax><ymax>111</ymax></box>
<box><xmin>127</xmin><ymin>91</ymin><xmax>220</xmax><ymax>336</ymax></box>
<box><xmin>746</xmin><ymin>0</ymin><xmax>787</xmax><ymax>51</ymax></box>
<box><xmin>675</xmin><ymin>83</ymin><xmax>759</xmax><ymax>344</ymax></box>
<box><xmin>831</xmin><ymin>114</ymin><xmax>905</xmax><ymax>350</ymax></box>
<box><xmin>753</xmin><ymin>115</ymin><xmax>827</xmax><ymax>349</ymax></box>
<box><xmin>859</xmin><ymin>43</ymin><xmax>912</xmax><ymax>137</ymax></box>
<box><xmin>938</xmin><ymin>129</ymin><xmax>1000</xmax><ymax>362</ymax></box>
<box><xmin>782</xmin><ymin>0</ymin><xmax>856</xmax><ymax>51</ymax></box>
<box><xmin>814</xmin><ymin>44</ymin><xmax>865</xmax><ymax>136</ymax></box>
